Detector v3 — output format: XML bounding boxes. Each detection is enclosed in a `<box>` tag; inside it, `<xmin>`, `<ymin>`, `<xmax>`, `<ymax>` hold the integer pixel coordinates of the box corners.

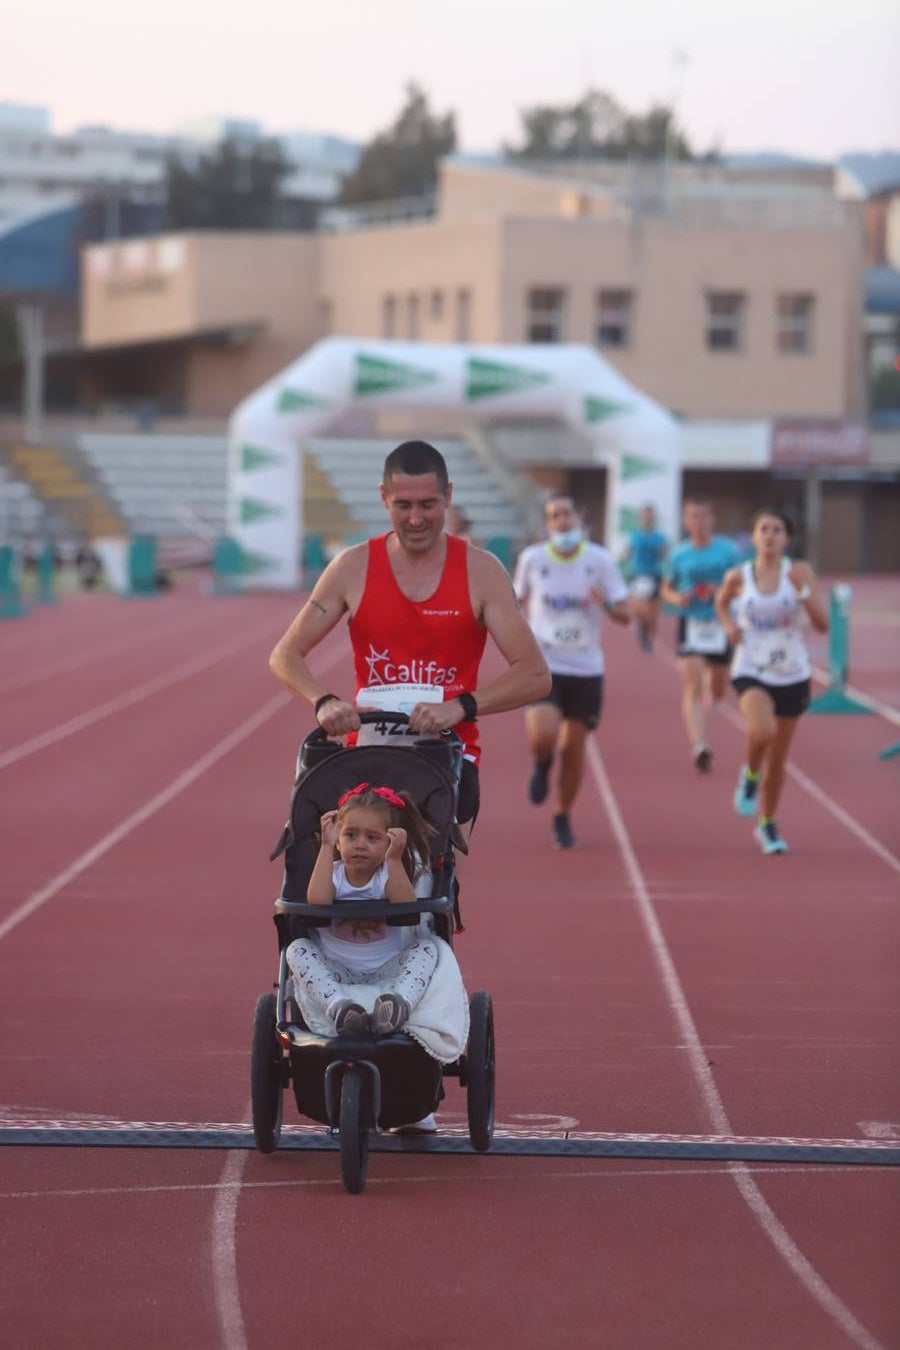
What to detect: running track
<box><xmin>1</xmin><ymin>573</ymin><xmax>898</xmax><ymax>1350</ymax></box>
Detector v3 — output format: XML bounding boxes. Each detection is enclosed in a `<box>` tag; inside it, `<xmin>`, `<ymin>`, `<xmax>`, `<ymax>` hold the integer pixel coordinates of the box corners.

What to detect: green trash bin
<box><xmin>128</xmin><ymin>535</ymin><xmax>159</xmax><ymax>597</ymax></box>
<box><xmin>485</xmin><ymin>536</ymin><xmax>514</xmax><ymax>571</ymax></box>
<box><xmin>302</xmin><ymin>532</ymin><xmax>328</xmax><ymax>586</ymax></box>
<box><xmin>212</xmin><ymin>536</ymin><xmax>245</xmax><ymax>596</ymax></box>
<box><xmin>0</xmin><ymin>544</ymin><xmax>26</xmax><ymax>618</ymax></box>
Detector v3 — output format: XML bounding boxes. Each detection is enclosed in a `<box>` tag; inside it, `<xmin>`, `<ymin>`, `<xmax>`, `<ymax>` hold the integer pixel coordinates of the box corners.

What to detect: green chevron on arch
<box><xmin>466</xmin><ymin>357</ymin><xmax>551</xmax><ymax>400</ymax></box>
<box><xmin>584</xmin><ymin>394</ymin><xmax>631</xmax><ymax>423</ymax></box>
<box><xmin>354</xmin><ymin>353</ymin><xmax>440</xmax><ymax>396</ymax></box>
<box><xmin>239</xmin><ymin>496</ymin><xmax>285</xmax><ymax>525</ymax></box>
<box><xmin>240</xmin><ymin>547</ymin><xmax>282</xmax><ymax>574</ymax></box>
<box><xmin>621</xmin><ymin>452</ymin><xmax>666</xmax><ymax>481</ymax></box>
<box><xmin>277</xmin><ymin>388</ymin><xmax>330</xmax><ymax>414</ymax></box>
<box><xmin>240</xmin><ymin>443</ymin><xmax>284</xmax><ymax>473</ymax></box>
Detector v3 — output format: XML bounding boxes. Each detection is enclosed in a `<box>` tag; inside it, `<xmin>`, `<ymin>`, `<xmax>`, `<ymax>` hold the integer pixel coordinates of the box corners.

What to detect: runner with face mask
<box><xmin>513</xmin><ymin>494</ymin><xmax>631</xmax><ymax>849</ymax></box>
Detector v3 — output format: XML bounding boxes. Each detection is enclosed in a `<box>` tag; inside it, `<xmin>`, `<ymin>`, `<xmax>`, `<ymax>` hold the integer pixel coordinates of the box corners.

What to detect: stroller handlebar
<box><xmin>274</xmin><ymin>896</ymin><xmax>455</xmax><ymax>920</ymax></box>
<box><xmin>303</xmin><ymin>709</ymin><xmax>462</xmax><ymax>748</ymax></box>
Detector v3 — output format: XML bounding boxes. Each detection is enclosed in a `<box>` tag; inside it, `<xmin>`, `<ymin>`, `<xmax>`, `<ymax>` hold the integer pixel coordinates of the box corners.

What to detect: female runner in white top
<box><xmin>715</xmin><ymin>509</ymin><xmax>828</xmax><ymax>854</ymax></box>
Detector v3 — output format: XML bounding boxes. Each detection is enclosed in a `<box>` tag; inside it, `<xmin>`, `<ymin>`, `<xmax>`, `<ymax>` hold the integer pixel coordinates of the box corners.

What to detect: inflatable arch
<box><xmin>226</xmin><ymin>337</ymin><xmax>681</xmax><ymax>589</ymax></box>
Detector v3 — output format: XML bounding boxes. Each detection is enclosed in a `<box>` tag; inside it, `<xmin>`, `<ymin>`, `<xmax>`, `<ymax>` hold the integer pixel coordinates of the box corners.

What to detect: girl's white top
<box><xmin>318</xmin><ymin>861</ymin><xmax>407</xmax><ymax>971</ymax></box>
<box><xmin>731</xmin><ymin>559</ymin><xmax>811</xmax><ymax>686</ymax></box>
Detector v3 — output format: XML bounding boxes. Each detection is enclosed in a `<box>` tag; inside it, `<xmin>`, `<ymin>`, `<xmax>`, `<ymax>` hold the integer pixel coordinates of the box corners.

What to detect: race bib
<box><xmin>685</xmin><ymin>617</ymin><xmax>728</xmax><ymax>655</ymax></box>
<box><xmin>535</xmin><ymin>609</ymin><xmax>590</xmax><ymax>651</ymax></box>
<box><xmin>745</xmin><ymin>629</ymin><xmax>806</xmax><ymax>679</ymax></box>
<box><xmin>631</xmin><ymin>575</ymin><xmax>658</xmax><ymax>600</ymax></box>
<box><xmin>356</xmin><ymin>683</ymin><xmax>443</xmax><ymax>744</ymax></box>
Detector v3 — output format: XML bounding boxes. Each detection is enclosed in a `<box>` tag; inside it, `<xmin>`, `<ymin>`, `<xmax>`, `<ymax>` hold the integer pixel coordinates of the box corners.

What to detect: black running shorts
<box><xmin>677</xmin><ymin>616</ymin><xmax>732</xmax><ymax>666</ymax></box>
<box><xmin>732</xmin><ymin>676</ymin><xmax>811</xmax><ymax>719</ymax></box>
<box><xmin>457</xmin><ymin>758</ymin><xmax>480</xmax><ymax>826</ymax></box>
<box><xmin>538</xmin><ymin>672</ymin><xmax>605</xmax><ymax>729</ymax></box>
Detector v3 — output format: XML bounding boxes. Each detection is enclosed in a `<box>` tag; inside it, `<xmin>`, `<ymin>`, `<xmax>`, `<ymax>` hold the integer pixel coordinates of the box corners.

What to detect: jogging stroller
<box><xmin>250</xmin><ymin>712</ymin><xmax>495</xmax><ymax>1193</ymax></box>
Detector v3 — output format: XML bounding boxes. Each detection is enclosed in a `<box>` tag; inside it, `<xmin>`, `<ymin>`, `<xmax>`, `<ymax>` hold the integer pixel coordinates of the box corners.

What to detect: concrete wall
<box><xmin>79</xmin><ymin>163</ymin><xmax>868</xmax><ymax>423</ymax></box>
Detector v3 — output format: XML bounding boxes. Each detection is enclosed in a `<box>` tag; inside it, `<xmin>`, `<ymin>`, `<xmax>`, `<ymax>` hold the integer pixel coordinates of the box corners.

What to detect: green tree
<box><xmin>339</xmin><ymin>83</ymin><xmax>457</xmax><ymax>205</ymax></box>
<box><xmin>165</xmin><ymin>136</ymin><xmax>291</xmax><ymax>230</ymax></box>
<box><xmin>506</xmin><ymin>87</ymin><xmax>703</xmax><ymax>162</ymax></box>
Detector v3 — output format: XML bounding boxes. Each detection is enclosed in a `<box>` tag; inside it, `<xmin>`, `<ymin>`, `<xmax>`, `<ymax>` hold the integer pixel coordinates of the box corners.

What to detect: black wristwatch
<box><xmin>456</xmin><ymin>691</ymin><xmax>478</xmax><ymax>722</ymax></box>
<box><xmin>314</xmin><ymin>692</ymin><xmax>339</xmax><ymax>718</ymax></box>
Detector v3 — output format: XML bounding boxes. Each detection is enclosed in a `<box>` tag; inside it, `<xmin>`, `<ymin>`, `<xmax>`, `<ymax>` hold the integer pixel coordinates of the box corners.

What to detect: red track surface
<box><xmin>1</xmin><ymin>573</ymin><xmax>898</xmax><ymax>1349</ymax></box>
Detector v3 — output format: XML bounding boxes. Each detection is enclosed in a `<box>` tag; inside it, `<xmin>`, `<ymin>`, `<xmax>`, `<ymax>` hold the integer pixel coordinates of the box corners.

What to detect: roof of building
<box><xmin>839</xmin><ymin>152</ymin><xmax>900</xmax><ymax>197</ymax></box>
<box><xmin>0</xmin><ymin>199</ymin><xmax>163</xmax><ymax>298</ymax></box>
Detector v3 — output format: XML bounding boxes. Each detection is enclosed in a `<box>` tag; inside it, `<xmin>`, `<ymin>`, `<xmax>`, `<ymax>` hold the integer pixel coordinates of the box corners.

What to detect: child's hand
<box><xmin>319</xmin><ymin>810</ymin><xmax>340</xmax><ymax>848</ymax></box>
<box><xmin>385</xmin><ymin>827</ymin><xmax>407</xmax><ymax>859</ymax></box>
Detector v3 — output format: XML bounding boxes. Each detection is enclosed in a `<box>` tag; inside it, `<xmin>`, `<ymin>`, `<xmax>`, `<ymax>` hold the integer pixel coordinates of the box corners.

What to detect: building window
<box><xmin>705</xmin><ymin>291</ymin><xmax>745</xmax><ymax>351</ymax></box>
<box><xmin>382</xmin><ymin>294</ymin><xmax>396</xmax><ymax>338</ymax></box>
<box><xmin>456</xmin><ymin>288</ymin><xmax>471</xmax><ymax>341</ymax></box>
<box><xmin>777</xmin><ymin>293</ymin><xmax>815</xmax><ymax>353</ymax></box>
<box><xmin>527</xmin><ymin>287</ymin><xmax>566</xmax><ymax>342</ymax></box>
<box><xmin>595</xmin><ymin>288</ymin><xmax>633</xmax><ymax>348</ymax></box>
<box><xmin>430</xmin><ymin>289</ymin><xmax>444</xmax><ymax>321</ymax></box>
<box><xmin>407</xmin><ymin>293</ymin><xmax>419</xmax><ymax>339</ymax></box>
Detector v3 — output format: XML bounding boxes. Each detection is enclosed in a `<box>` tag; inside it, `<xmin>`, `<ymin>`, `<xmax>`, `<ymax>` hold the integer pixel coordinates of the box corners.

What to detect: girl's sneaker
<box><xmin>370</xmin><ymin>993</ymin><xmax>410</xmax><ymax>1034</ymax></box>
<box><xmin>733</xmin><ymin>767</ymin><xmax>759</xmax><ymax>817</ymax></box>
<box><xmin>754</xmin><ymin>820</ymin><xmax>788</xmax><ymax>854</ymax></box>
<box><xmin>331</xmin><ymin>1000</ymin><xmax>370</xmax><ymax>1035</ymax></box>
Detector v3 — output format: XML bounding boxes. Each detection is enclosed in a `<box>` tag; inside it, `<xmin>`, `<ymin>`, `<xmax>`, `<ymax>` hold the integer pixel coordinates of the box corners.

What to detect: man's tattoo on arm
<box><xmin>310</xmin><ymin>599</ymin><xmax>327</xmax><ymax>615</ymax></box>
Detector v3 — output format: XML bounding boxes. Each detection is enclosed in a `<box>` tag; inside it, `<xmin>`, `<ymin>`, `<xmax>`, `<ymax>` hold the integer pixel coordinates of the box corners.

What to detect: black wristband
<box><xmin>314</xmin><ymin>692</ymin><xmax>339</xmax><ymax>716</ymax></box>
<box><xmin>456</xmin><ymin>691</ymin><xmax>478</xmax><ymax>722</ymax></box>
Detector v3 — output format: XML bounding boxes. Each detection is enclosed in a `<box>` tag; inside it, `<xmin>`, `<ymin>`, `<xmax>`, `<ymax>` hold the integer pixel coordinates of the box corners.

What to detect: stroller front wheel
<box><xmin>339</xmin><ymin>1068</ymin><xmax>370</xmax><ymax>1194</ymax></box>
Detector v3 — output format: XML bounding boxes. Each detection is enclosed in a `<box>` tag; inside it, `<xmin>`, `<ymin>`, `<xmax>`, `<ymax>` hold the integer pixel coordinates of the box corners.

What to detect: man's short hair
<box><xmin>544</xmin><ymin>492</ymin><xmax>576</xmax><ymax>515</ymax></box>
<box><xmin>383</xmin><ymin>441</ymin><xmax>449</xmax><ymax>492</ymax></box>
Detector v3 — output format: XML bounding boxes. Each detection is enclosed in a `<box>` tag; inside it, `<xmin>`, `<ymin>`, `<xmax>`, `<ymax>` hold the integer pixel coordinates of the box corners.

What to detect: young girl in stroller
<box><xmin>287</xmin><ymin>781</ymin><xmax>461</xmax><ymax>1043</ymax></box>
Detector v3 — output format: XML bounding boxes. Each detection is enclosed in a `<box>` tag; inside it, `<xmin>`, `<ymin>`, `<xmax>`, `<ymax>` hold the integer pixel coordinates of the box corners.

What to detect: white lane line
<box><xmin>587</xmin><ymin>739</ymin><xmax>885</xmax><ymax>1350</ymax></box>
<box><xmin>3</xmin><ymin>1163</ymin><xmax>893</xmax><ymax>1203</ymax></box>
<box><xmin>656</xmin><ymin>648</ymin><xmax>900</xmax><ymax>877</ymax></box>
<box><xmin>0</xmin><ymin>609</ymin><xmax>216</xmax><ymax>697</ymax></box>
<box><xmin>0</xmin><ymin>692</ymin><xmax>289</xmax><ymax>943</ymax></box>
<box><xmin>810</xmin><ymin>664</ymin><xmax>900</xmax><ymax>730</ymax></box>
<box><xmin>212</xmin><ymin>1146</ymin><xmax>249</xmax><ymax>1350</ymax></box>
<box><xmin>209</xmin><ymin>642</ymin><xmax>345</xmax><ymax>1350</ymax></box>
<box><xmin>0</xmin><ymin>617</ymin><xmax>282</xmax><ymax>772</ymax></box>
<box><xmin>717</xmin><ymin>701</ymin><xmax>900</xmax><ymax>879</ymax></box>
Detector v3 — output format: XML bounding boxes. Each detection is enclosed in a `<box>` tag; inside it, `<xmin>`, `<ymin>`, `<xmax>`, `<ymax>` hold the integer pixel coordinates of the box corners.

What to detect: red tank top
<box><xmin>349</xmin><ymin>533</ymin><xmax>487</xmax><ymax>762</ymax></box>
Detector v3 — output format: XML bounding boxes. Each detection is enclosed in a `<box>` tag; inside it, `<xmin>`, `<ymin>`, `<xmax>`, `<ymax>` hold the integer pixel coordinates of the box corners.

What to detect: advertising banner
<box><xmin>771</xmin><ymin>421</ymin><xmax>869</xmax><ymax>466</ymax></box>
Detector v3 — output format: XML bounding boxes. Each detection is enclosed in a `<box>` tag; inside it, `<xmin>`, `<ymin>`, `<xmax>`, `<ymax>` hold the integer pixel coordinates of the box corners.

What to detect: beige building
<box><xmin>76</xmin><ymin>158</ymin><xmax>899</xmax><ymax>571</ymax></box>
<box><xmin>81</xmin><ymin>158</ymin><xmax>867</xmax><ymax>423</ymax></box>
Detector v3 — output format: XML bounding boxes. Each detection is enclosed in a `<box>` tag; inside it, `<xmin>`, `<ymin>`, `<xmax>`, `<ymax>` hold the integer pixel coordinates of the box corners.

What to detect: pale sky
<box><xmin>3</xmin><ymin>0</ymin><xmax>898</xmax><ymax>159</ymax></box>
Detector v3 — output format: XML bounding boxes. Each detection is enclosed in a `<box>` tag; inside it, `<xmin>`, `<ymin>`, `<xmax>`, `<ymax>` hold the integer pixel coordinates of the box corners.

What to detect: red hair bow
<box><xmin>337</xmin><ymin>782</ymin><xmax>405</xmax><ymax>809</ymax></box>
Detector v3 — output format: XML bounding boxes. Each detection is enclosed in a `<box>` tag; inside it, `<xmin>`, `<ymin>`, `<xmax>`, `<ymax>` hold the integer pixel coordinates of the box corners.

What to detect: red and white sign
<box><xmin>770</xmin><ymin>421</ymin><xmax>869</xmax><ymax>466</ymax></box>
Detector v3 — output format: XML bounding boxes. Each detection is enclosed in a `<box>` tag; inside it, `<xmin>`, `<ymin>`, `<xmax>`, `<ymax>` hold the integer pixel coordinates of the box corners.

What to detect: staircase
<box><xmin>302</xmin><ymin>450</ymin><xmax>360</xmax><ymax>542</ymax></box>
<box><xmin>3</xmin><ymin>442</ymin><xmax>125</xmax><ymax>541</ymax></box>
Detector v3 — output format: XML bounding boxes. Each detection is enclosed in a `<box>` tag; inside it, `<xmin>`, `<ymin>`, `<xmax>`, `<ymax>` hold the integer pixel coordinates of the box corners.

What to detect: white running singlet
<box><xmin>513</xmin><ymin>540</ymin><xmax>628</xmax><ymax>677</ymax></box>
<box><xmin>731</xmin><ymin>560</ymin><xmax>811</xmax><ymax>686</ymax></box>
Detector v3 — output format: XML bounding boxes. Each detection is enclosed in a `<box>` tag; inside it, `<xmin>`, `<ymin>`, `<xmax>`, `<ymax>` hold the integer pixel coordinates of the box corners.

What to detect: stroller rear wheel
<box><xmin>250</xmin><ymin>992</ymin><xmax>284</xmax><ymax>1153</ymax></box>
<box><xmin>466</xmin><ymin>990</ymin><xmax>495</xmax><ymax>1152</ymax></box>
<box><xmin>339</xmin><ymin>1068</ymin><xmax>370</xmax><ymax>1194</ymax></box>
